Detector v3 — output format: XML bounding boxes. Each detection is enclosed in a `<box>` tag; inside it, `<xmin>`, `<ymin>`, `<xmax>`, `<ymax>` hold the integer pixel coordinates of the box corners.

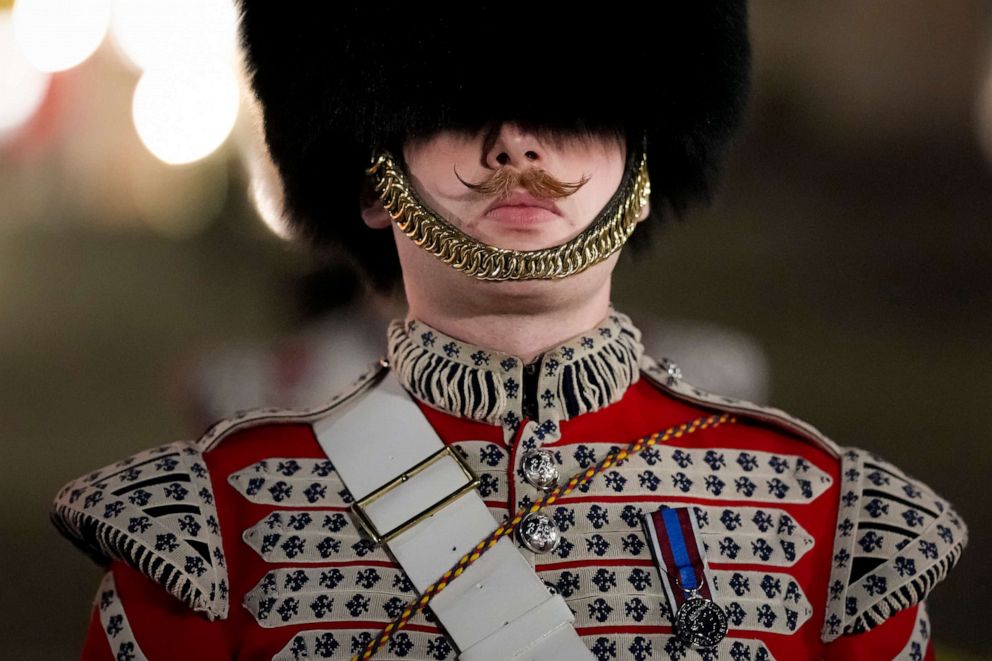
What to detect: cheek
<box><xmin>576</xmin><ymin>151</ymin><xmax>627</xmax><ymax>217</ymax></box>
<box><xmin>403</xmin><ymin>135</ymin><xmax>480</xmax><ymax>198</ymax></box>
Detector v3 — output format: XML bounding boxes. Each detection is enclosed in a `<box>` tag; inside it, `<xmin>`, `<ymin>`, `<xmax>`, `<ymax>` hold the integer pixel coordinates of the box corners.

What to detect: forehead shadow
<box><xmin>399</xmin><ymin>122</ymin><xmax>629</xmax><ymax>165</ymax></box>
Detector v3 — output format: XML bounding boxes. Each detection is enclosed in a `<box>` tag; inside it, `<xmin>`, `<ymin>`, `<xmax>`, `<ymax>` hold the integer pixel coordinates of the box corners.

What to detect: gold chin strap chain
<box><xmin>365</xmin><ymin>146</ymin><xmax>651</xmax><ymax>282</ymax></box>
<box><xmin>353</xmin><ymin>412</ymin><xmax>736</xmax><ymax>661</ymax></box>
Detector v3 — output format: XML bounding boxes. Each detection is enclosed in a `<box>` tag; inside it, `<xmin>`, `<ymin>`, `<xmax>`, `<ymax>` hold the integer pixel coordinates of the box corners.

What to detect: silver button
<box><xmin>517</xmin><ymin>512</ymin><xmax>561</xmax><ymax>554</ymax></box>
<box><xmin>520</xmin><ymin>449</ymin><xmax>559</xmax><ymax>490</ymax></box>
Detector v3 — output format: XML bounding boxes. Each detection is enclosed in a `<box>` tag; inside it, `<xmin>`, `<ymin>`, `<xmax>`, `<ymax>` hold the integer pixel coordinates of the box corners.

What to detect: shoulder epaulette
<box><xmin>51</xmin><ymin>440</ymin><xmax>230</xmax><ymax>619</ymax></box>
<box><xmin>51</xmin><ymin>359</ymin><xmax>388</xmax><ymax>620</ymax></box>
<box><xmin>639</xmin><ymin>353</ymin><xmax>842</xmax><ymax>458</ymax></box>
<box><xmin>821</xmin><ymin>447</ymin><xmax>967</xmax><ymax>640</ymax></box>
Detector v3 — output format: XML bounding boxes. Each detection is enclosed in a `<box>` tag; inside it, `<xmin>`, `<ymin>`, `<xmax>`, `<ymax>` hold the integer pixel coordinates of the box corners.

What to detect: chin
<box><xmin>480</xmin><ymin>278</ymin><xmax>560</xmax><ymax>297</ymax></box>
<box><xmin>461</xmin><ymin>256</ymin><xmax>618</xmax><ymax>309</ymax></box>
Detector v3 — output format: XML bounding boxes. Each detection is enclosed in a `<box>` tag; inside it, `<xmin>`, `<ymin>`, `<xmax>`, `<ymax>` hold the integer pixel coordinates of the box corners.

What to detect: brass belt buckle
<box><xmin>350</xmin><ymin>445</ymin><xmax>480</xmax><ymax>546</ymax></box>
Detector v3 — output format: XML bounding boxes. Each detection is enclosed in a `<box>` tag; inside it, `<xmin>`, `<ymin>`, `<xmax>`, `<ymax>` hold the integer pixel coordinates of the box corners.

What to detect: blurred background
<box><xmin>1</xmin><ymin>0</ymin><xmax>990</xmax><ymax>658</ymax></box>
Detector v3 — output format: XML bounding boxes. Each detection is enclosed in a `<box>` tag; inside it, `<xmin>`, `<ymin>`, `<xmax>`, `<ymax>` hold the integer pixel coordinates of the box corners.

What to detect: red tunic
<box><xmin>54</xmin><ymin>312</ymin><xmax>961</xmax><ymax>660</ymax></box>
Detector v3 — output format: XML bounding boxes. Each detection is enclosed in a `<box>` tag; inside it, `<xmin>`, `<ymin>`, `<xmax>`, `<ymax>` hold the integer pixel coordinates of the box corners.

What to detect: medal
<box><xmin>643</xmin><ymin>506</ymin><xmax>728</xmax><ymax>650</ymax></box>
<box><xmin>674</xmin><ymin>596</ymin><xmax>729</xmax><ymax>649</ymax></box>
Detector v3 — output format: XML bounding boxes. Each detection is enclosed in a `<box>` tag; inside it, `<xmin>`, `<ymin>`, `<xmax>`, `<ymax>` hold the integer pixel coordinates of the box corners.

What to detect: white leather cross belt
<box><xmin>312</xmin><ymin>367</ymin><xmax>592</xmax><ymax>660</ymax></box>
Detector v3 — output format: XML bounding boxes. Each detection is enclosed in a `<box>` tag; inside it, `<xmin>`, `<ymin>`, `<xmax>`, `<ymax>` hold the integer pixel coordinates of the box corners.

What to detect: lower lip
<box><xmin>485</xmin><ymin>205</ymin><xmax>560</xmax><ymax>226</ymax></box>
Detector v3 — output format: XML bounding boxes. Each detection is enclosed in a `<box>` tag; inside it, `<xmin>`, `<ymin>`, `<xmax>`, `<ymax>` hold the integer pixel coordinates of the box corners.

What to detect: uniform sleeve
<box><xmin>82</xmin><ymin>563</ymin><xmax>231</xmax><ymax>661</ymax></box>
<box><xmin>823</xmin><ymin>601</ymin><xmax>934</xmax><ymax>661</ymax></box>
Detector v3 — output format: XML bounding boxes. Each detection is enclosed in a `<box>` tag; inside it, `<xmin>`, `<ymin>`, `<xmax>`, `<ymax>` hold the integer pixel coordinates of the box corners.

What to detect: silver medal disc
<box><xmin>675</xmin><ymin>597</ymin><xmax>729</xmax><ymax>649</ymax></box>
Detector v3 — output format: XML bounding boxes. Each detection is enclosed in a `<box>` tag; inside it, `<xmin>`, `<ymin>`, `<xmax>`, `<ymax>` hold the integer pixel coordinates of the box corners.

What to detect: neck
<box><xmin>402</xmin><ymin>268</ymin><xmax>615</xmax><ymax>364</ymax></box>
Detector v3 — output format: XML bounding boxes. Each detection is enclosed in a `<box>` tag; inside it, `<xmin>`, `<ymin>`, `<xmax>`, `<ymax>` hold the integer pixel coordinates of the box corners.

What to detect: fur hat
<box><xmin>235</xmin><ymin>3</ymin><xmax>751</xmax><ymax>288</ymax></box>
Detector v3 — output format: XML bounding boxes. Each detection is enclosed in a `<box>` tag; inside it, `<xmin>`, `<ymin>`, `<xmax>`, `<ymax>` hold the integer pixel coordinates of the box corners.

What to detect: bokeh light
<box><xmin>12</xmin><ymin>0</ymin><xmax>111</xmax><ymax>73</ymax></box>
<box><xmin>0</xmin><ymin>9</ymin><xmax>49</xmax><ymax>140</ymax></box>
<box><xmin>110</xmin><ymin>0</ymin><xmax>238</xmax><ymax>73</ymax></box>
<box><xmin>132</xmin><ymin>63</ymin><xmax>240</xmax><ymax>165</ymax></box>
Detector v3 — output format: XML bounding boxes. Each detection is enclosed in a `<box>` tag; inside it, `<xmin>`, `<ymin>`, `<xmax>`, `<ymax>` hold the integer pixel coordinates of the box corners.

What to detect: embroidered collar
<box><xmin>386</xmin><ymin>309</ymin><xmax>644</xmax><ymax>428</ymax></box>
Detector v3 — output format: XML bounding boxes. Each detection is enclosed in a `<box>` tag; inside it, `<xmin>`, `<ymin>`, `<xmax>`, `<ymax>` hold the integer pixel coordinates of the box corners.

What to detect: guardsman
<box><xmin>53</xmin><ymin>4</ymin><xmax>965</xmax><ymax>659</ymax></box>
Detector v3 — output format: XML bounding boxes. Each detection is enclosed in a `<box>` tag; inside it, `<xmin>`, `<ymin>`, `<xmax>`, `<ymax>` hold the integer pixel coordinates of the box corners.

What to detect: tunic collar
<box><xmin>385</xmin><ymin>308</ymin><xmax>644</xmax><ymax>428</ymax></box>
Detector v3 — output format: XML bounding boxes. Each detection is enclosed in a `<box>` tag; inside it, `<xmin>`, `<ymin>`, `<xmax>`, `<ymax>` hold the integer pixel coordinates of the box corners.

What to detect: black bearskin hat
<box><xmin>235</xmin><ymin>3</ymin><xmax>751</xmax><ymax>288</ymax></box>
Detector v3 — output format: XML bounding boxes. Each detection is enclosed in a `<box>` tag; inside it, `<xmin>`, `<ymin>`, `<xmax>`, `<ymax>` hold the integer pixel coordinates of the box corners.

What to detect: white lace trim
<box><xmin>387</xmin><ymin>308</ymin><xmax>644</xmax><ymax>426</ymax></box>
<box><xmin>95</xmin><ymin>571</ymin><xmax>149</xmax><ymax>661</ymax></box>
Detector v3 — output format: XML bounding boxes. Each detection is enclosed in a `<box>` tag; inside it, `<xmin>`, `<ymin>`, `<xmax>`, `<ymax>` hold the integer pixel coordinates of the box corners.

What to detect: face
<box><xmin>400</xmin><ymin>123</ymin><xmax>629</xmax><ymax>251</ymax></box>
<box><xmin>361</xmin><ymin>121</ymin><xmax>649</xmax><ymax>316</ymax></box>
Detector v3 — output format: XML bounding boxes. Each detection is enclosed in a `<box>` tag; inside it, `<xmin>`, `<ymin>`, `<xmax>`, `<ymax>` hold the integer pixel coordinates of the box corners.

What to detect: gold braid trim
<box><xmin>365</xmin><ymin>144</ymin><xmax>651</xmax><ymax>281</ymax></box>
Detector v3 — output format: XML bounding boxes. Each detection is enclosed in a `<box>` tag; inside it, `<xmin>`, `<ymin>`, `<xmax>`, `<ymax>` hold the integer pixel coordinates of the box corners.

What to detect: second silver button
<box><xmin>517</xmin><ymin>512</ymin><xmax>561</xmax><ymax>554</ymax></box>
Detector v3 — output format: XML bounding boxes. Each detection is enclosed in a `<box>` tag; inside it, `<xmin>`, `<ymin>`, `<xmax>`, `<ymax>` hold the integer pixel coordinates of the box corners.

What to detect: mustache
<box><xmin>454</xmin><ymin>165</ymin><xmax>590</xmax><ymax>201</ymax></box>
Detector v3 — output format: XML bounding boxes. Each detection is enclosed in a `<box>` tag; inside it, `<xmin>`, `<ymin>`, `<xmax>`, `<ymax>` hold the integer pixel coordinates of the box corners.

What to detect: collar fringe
<box><xmin>386</xmin><ymin>310</ymin><xmax>644</xmax><ymax>426</ymax></box>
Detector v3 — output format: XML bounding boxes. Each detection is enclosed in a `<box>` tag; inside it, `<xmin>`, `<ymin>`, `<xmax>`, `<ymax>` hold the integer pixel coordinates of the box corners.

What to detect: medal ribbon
<box><xmin>645</xmin><ymin>506</ymin><xmax>715</xmax><ymax>611</ymax></box>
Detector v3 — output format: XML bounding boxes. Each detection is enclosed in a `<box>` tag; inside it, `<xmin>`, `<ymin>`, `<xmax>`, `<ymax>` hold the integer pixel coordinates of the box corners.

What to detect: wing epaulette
<box><xmin>821</xmin><ymin>448</ymin><xmax>967</xmax><ymax>640</ymax></box>
<box><xmin>51</xmin><ymin>440</ymin><xmax>230</xmax><ymax>619</ymax></box>
<box><xmin>639</xmin><ymin>353</ymin><xmax>842</xmax><ymax>458</ymax></box>
<box><xmin>51</xmin><ymin>359</ymin><xmax>388</xmax><ymax>620</ymax></box>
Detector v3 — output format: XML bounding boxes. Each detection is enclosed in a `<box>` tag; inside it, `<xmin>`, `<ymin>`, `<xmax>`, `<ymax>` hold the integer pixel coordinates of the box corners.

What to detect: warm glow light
<box><xmin>132</xmin><ymin>63</ymin><xmax>240</xmax><ymax>165</ymax></box>
<box><xmin>12</xmin><ymin>0</ymin><xmax>111</xmax><ymax>73</ymax></box>
<box><xmin>110</xmin><ymin>0</ymin><xmax>237</xmax><ymax>72</ymax></box>
<box><xmin>235</xmin><ymin>61</ymin><xmax>293</xmax><ymax>241</ymax></box>
<box><xmin>246</xmin><ymin>155</ymin><xmax>292</xmax><ymax>240</ymax></box>
<box><xmin>0</xmin><ymin>10</ymin><xmax>49</xmax><ymax>139</ymax></box>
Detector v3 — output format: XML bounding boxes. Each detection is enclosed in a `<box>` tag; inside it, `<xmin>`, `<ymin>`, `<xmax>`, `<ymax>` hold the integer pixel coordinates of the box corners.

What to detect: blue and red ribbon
<box><xmin>643</xmin><ymin>506</ymin><xmax>715</xmax><ymax>611</ymax></box>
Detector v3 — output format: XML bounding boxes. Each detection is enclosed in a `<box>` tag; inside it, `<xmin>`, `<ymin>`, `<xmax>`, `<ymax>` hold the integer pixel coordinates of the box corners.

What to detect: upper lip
<box><xmin>485</xmin><ymin>192</ymin><xmax>561</xmax><ymax>215</ymax></box>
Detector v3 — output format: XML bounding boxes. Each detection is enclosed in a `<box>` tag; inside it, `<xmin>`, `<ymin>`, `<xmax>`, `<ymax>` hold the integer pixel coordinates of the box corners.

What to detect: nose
<box><xmin>484</xmin><ymin>122</ymin><xmax>545</xmax><ymax>169</ymax></box>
